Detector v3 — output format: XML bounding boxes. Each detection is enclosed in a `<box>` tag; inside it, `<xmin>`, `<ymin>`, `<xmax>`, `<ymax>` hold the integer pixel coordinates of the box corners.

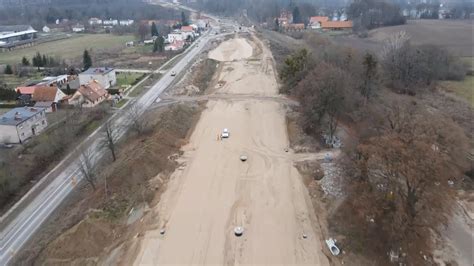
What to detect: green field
<box><xmin>440</xmin><ymin>76</ymin><xmax>474</xmax><ymax>107</ymax></box>
<box><xmin>116</xmin><ymin>72</ymin><xmax>144</xmax><ymax>87</ymax></box>
<box><xmin>0</xmin><ymin>34</ymin><xmax>135</xmax><ymax>65</ymax></box>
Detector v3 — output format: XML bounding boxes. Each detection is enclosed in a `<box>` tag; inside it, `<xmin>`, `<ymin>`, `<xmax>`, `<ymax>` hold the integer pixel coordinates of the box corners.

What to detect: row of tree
<box><xmin>278</xmin><ymin>31</ymin><xmax>469</xmax><ymax>263</ymax></box>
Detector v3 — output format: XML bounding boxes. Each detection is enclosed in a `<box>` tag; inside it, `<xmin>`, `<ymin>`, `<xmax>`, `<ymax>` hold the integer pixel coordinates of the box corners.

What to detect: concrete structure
<box><xmin>0</xmin><ymin>25</ymin><xmax>37</xmax><ymax>51</ymax></box>
<box><xmin>79</xmin><ymin>67</ymin><xmax>116</xmax><ymax>89</ymax></box>
<box><xmin>103</xmin><ymin>19</ymin><xmax>119</xmax><ymax>26</ymax></box>
<box><xmin>69</xmin><ymin>81</ymin><xmax>109</xmax><ymax>108</ymax></box>
<box><xmin>0</xmin><ymin>107</ymin><xmax>47</xmax><ymax>144</ymax></box>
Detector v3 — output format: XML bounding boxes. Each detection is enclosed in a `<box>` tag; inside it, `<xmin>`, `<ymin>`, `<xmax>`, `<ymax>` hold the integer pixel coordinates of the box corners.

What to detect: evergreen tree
<box><xmin>181</xmin><ymin>11</ymin><xmax>189</xmax><ymax>26</ymax></box>
<box><xmin>83</xmin><ymin>49</ymin><xmax>92</xmax><ymax>70</ymax></box>
<box><xmin>32</xmin><ymin>52</ymin><xmax>43</xmax><ymax>69</ymax></box>
<box><xmin>274</xmin><ymin>18</ymin><xmax>280</xmax><ymax>31</ymax></box>
<box><xmin>292</xmin><ymin>6</ymin><xmax>302</xmax><ymax>24</ymax></box>
<box><xmin>157</xmin><ymin>36</ymin><xmax>165</xmax><ymax>52</ymax></box>
<box><xmin>21</xmin><ymin>56</ymin><xmax>30</xmax><ymax>66</ymax></box>
<box><xmin>4</xmin><ymin>65</ymin><xmax>13</xmax><ymax>74</ymax></box>
<box><xmin>153</xmin><ymin>40</ymin><xmax>158</xmax><ymax>52</ymax></box>
<box><xmin>151</xmin><ymin>22</ymin><xmax>159</xmax><ymax>36</ymax></box>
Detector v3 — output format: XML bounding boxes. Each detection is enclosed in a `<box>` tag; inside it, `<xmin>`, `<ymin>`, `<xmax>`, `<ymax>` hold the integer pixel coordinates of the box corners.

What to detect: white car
<box><xmin>221</xmin><ymin>128</ymin><xmax>229</xmax><ymax>138</ymax></box>
<box><xmin>170</xmin><ymin>71</ymin><xmax>176</xmax><ymax>76</ymax></box>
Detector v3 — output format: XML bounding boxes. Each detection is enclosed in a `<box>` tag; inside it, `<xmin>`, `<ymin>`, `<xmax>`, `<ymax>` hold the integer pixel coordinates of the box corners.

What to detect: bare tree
<box><xmin>101</xmin><ymin>120</ymin><xmax>120</xmax><ymax>162</ymax></box>
<box><xmin>126</xmin><ymin>104</ymin><xmax>148</xmax><ymax>134</ymax></box>
<box><xmin>79</xmin><ymin>148</ymin><xmax>97</xmax><ymax>190</ymax></box>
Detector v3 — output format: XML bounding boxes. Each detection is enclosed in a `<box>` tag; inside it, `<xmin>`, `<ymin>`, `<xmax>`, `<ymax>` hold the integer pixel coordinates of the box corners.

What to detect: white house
<box><xmin>119</xmin><ymin>19</ymin><xmax>134</xmax><ymax>26</ymax></box>
<box><xmin>72</xmin><ymin>24</ymin><xmax>85</xmax><ymax>33</ymax></box>
<box><xmin>180</xmin><ymin>26</ymin><xmax>195</xmax><ymax>40</ymax></box>
<box><xmin>42</xmin><ymin>25</ymin><xmax>50</xmax><ymax>33</ymax></box>
<box><xmin>0</xmin><ymin>107</ymin><xmax>48</xmax><ymax>144</ymax></box>
<box><xmin>103</xmin><ymin>19</ymin><xmax>119</xmax><ymax>26</ymax></box>
<box><xmin>79</xmin><ymin>67</ymin><xmax>117</xmax><ymax>89</ymax></box>
<box><xmin>167</xmin><ymin>31</ymin><xmax>184</xmax><ymax>43</ymax></box>
<box><xmin>89</xmin><ymin>17</ymin><xmax>103</xmax><ymax>25</ymax></box>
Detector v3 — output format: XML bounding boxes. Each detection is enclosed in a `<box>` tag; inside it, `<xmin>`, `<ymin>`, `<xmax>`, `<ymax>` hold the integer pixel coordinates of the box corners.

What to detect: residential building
<box><xmin>181</xmin><ymin>26</ymin><xmax>195</xmax><ymax>40</ymax></box>
<box><xmin>282</xmin><ymin>23</ymin><xmax>305</xmax><ymax>31</ymax></box>
<box><xmin>119</xmin><ymin>19</ymin><xmax>134</xmax><ymax>26</ymax></box>
<box><xmin>0</xmin><ymin>25</ymin><xmax>37</xmax><ymax>51</ymax></box>
<box><xmin>321</xmin><ymin>20</ymin><xmax>353</xmax><ymax>31</ymax></box>
<box><xmin>69</xmin><ymin>81</ymin><xmax>109</xmax><ymax>108</ymax></box>
<box><xmin>167</xmin><ymin>31</ymin><xmax>184</xmax><ymax>43</ymax></box>
<box><xmin>72</xmin><ymin>24</ymin><xmax>85</xmax><ymax>33</ymax></box>
<box><xmin>79</xmin><ymin>67</ymin><xmax>117</xmax><ymax>89</ymax></box>
<box><xmin>89</xmin><ymin>17</ymin><xmax>103</xmax><ymax>25</ymax></box>
<box><xmin>32</xmin><ymin>86</ymin><xmax>66</xmax><ymax>112</ymax></box>
<box><xmin>165</xmin><ymin>40</ymin><xmax>185</xmax><ymax>51</ymax></box>
<box><xmin>103</xmin><ymin>19</ymin><xmax>119</xmax><ymax>26</ymax></box>
<box><xmin>16</xmin><ymin>86</ymin><xmax>37</xmax><ymax>96</ymax></box>
<box><xmin>0</xmin><ymin>107</ymin><xmax>48</xmax><ymax>144</ymax></box>
<box><xmin>309</xmin><ymin>16</ymin><xmax>329</xmax><ymax>29</ymax></box>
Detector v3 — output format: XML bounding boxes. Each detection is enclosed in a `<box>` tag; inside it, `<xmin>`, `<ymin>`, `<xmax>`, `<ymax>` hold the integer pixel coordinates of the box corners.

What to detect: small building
<box><xmin>42</xmin><ymin>25</ymin><xmax>50</xmax><ymax>33</ymax></box>
<box><xmin>79</xmin><ymin>67</ymin><xmax>117</xmax><ymax>90</ymax></box>
<box><xmin>165</xmin><ymin>40</ymin><xmax>185</xmax><ymax>51</ymax></box>
<box><xmin>69</xmin><ymin>81</ymin><xmax>109</xmax><ymax>108</ymax></box>
<box><xmin>89</xmin><ymin>17</ymin><xmax>103</xmax><ymax>25</ymax></box>
<box><xmin>321</xmin><ymin>21</ymin><xmax>353</xmax><ymax>31</ymax></box>
<box><xmin>180</xmin><ymin>26</ymin><xmax>195</xmax><ymax>40</ymax></box>
<box><xmin>0</xmin><ymin>107</ymin><xmax>48</xmax><ymax>144</ymax></box>
<box><xmin>283</xmin><ymin>23</ymin><xmax>305</xmax><ymax>31</ymax></box>
<box><xmin>32</xmin><ymin>86</ymin><xmax>66</xmax><ymax>112</ymax></box>
<box><xmin>16</xmin><ymin>86</ymin><xmax>37</xmax><ymax>96</ymax></box>
<box><xmin>167</xmin><ymin>31</ymin><xmax>184</xmax><ymax>43</ymax></box>
<box><xmin>72</xmin><ymin>24</ymin><xmax>85</xmax><ymax>33</ymax></box>
<box><xmin>119</xmin><ymin>19</ymin><xmax>134</xmax><ymax>26</ymax></box>
<box><xmin>309</xmin><ymin>16</ymin><xmax>329</xmax><ymax>29</ymax></box>
<box><xmin>103</xmin><ymin>19</ymin><xmax>119</xmax><ymax>26</ymax></box>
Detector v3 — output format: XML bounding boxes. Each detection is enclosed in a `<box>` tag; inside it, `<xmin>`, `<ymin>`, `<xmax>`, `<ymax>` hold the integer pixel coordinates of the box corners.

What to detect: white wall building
<box><xmin>167</xmin><ymin>31</ymin><xmax>184</xmax><ymax>43</ymax></box>
<box><xmin>119</xmin><ymin>19</ymin><xmax>134</xmax><ymax>26</ymax></box>
<box><xmin>72</xmin><ymin>24</ymin><xmax>85</xmax><ymax>33</ymax></box>
<box><xmin>103</xmin><ymin>19</ymin><xmax>119</xmax><ymax>26</ymax></box>
<box><xmin>0</xmin><ymin>107</ymin><xmax>48</xmax><ymax>144</ymax></box>
<box><xmin>89</xmin><ymin>18</ymin><xmax>103</xmax><ymax>25</ymax></box>
<box><xmin>79</xmin><ymin>67</ymin><xmax>117</xmax><ymax>89</ymax></box>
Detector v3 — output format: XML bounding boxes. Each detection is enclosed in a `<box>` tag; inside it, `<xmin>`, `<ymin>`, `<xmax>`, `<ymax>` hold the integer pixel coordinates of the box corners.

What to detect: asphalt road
<box><xmin>0</xmin><ymin>19</ymin><xmax>230</xmax><ymax>265</ymax></box>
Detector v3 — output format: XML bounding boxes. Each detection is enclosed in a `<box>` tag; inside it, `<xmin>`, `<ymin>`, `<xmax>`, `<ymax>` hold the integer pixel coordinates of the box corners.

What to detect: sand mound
<box><xmin>208</xmin><ymin>38</ymin><xmax>253</xmax><ymax>62</ymax></box>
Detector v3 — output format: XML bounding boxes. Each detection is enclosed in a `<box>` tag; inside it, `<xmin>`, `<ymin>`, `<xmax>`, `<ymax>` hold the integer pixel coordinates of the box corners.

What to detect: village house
<box><xmin>103</xmin><ymin>19</ymin><xmax>119</xmax><ymax>26</ymax></box>
<box><xmin>167</xmin><ymin>31</ymin><xmax>184</xmax><ymax>43</ymax></box>
<box><xmin>180</xmin><ymin>26</ymin><xmax>195</xmax><ymax>40</ymax></box>
<box><xmin>321</xmin><ymin>20</ymin><xmax>353</xmax><ymax>31</ymax></box>
<box><xmin>282</xmin><ymin>23</ymin><xmax>305</xmax><ymax>31</ymax></box>
<box><xmin>72</xmin><ymin>24</ymin><xmax>85</xmax><ymax>33</ymax></box>
<box><xmin>79</xmin><ymin>67</ymin><xmax>116</xmax><ymax>89</ymax></box>
<box><xmin>0</xmin><ymin>107</ymin><xmax>48</xmax><ymax>144</ymax></box>
<box><xmin>119</xmin><ymin>19</ymin><xmax>134</xmax><ymax>26</ymax></box>
<box><xmin>309</xmin><ymin>16</ymin><xmax>329</xmax><ymax>29</ymax></box>
<box><xmin>32</xmin><ymin>86</ymin><xmax>66</xmax><ymax>112</ymax></box>
<box><xmin>89</xmin><ymin>17</ymin><xmax>103</xmax><ymax>26</ymax></box>
<box><xmin>68</xmin><ymin>81</ymin><xmax>109</xmax><ymax>108</ymax></box>
<box><xmin>165</xmin><ymin>40</ymin><xmax>185</xmax><ymax>51</ymax></box>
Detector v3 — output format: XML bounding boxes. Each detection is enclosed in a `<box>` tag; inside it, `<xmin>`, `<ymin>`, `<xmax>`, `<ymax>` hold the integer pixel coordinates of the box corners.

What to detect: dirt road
<box><xmin>133</xmin><ymin>36</ymin><xmax>329</xmax><ymax>265</ymax></box>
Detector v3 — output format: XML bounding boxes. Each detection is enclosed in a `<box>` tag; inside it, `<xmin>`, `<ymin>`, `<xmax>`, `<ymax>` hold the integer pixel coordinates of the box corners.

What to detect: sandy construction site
<box><xmin>132</xmin><ymin>36</ymin><xmax>329</xmax><ymax>265</ymax></box>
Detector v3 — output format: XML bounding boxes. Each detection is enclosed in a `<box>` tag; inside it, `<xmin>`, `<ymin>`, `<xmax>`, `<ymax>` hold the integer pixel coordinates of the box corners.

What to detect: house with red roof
<box><xmin>68</xmin><ymin>81</ymin><xmax>109</xmax><ymax>108</ymax></box>
<box><xmin>309</xmin><ymin>16</ymin><xmax>329</xmax><ymax>29</ymax></box>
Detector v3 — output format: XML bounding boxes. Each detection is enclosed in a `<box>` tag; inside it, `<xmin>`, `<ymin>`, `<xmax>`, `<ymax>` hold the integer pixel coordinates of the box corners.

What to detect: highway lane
<box><xmin>0</xmin><ymin>26</ymin><xmax>223</xmax><ymax>265</ymax></box>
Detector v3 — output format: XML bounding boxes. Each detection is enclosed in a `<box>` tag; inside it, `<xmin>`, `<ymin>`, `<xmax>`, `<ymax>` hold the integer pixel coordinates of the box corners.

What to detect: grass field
<box><xmin>0</xmin><ymin>72</ymin><xmax>43</xmax><ymax>88</ymax></box>
<box><xmin>116</xmin><ymin>72</ymin><xmax>144</xmax><ymax>87</ymax></box>
<box><xmin>0</xmin><ymin>34</ymin><xmax>135</xmax><ymax>65</ymax></box>
<box><xmin>440</xmin><ymin>76</ymin><xmax>474</xmax><ymax>107</ymax></box>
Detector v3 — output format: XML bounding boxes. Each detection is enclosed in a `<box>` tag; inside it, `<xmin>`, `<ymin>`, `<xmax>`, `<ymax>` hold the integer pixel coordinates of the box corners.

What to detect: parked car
<box><xmin>170</xmin><ymin>71</ymin><xmax>176</xmax><ymax>76</ymax></box>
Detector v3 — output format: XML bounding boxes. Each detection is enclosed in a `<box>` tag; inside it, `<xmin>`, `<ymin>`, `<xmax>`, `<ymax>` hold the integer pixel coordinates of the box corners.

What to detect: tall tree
<box><xmin>83</xmin><ymin>49</ymin><xmax>92</xmax><ymax>70</ymax></box>
<box><xmin>274</xmin><ymin>18</ymin><xmax>279</xmax><ymax>31</ymax></box>
<box><xmin>79</xmin><ymin>148</ymin><xmax>97</xmax><ymax>190</ymax></box>
<box><xmin>4</xmin><ymin>65</ymin><xmax>13</xmax><ymax>75</ymax></box>
<box><xmin>101</xmin><ymin>120</ymin><xmax>120</xmax><ymax>162</ymax></box>
<box><xmin>138</xmin><ymin>23</ymin><xmax>148</xmax><ymax>41</ymax></box>
<box><xmin>156</xmin><ymin>36</ymin><xmax>165</xmax><ymax>52</ymax></box>
<box><xmin>360</xmin><ymin>52</ymin><xmax>379</xmax><ymax>103</ymax></box>
<box><xmin>21</xmin><ymin>56</ymin><xmax>30</xmax><ymax>66</ymax></box>
<box><xmin>292</xmin><ymin>6</ymin><xmax>302</xmax><ymax>23</ymax></box>
<box><xmin>181</xmin><ymin>11</ymin><xmax>189</xmax><ymax>26</ymax></box>
<box><xmin>151</xmin><ymin>22</ymin><xmax>159</xmax><ymax>36</ymax></box>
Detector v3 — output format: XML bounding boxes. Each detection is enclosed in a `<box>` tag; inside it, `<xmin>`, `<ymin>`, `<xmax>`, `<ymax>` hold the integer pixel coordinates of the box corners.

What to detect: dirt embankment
<box><xmin>13</xmin><ymin>104</ymin><xmax>204</xmax><ymax>265</ymax></box>
<box><xmin>130</xmin><ymin>34</ymin><xmax>329</xmax><ymax>265</ymax></box>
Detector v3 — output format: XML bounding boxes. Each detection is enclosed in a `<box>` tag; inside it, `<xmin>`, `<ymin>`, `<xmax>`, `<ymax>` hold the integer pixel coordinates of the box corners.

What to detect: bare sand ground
<box><xmin>132</xmin><ymin>36</ymin><xmax>329</xmax><ymax>265</ymax></box>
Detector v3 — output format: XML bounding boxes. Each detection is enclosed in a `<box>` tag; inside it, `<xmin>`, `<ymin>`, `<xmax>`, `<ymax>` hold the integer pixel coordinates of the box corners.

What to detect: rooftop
<box><xmin>81</xmin><ymin>67</ymin><xmax>114</xmax><ymax>75</ymax></box>
<box><xmin>0</xmin><ymin>107</ymin><xmax>45</xmax><ymax>126</ymax></box>
<box><xmin>321</xmin><ymin>21</ymin><xmax>353</xmax><ymax>29</ymax></box>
